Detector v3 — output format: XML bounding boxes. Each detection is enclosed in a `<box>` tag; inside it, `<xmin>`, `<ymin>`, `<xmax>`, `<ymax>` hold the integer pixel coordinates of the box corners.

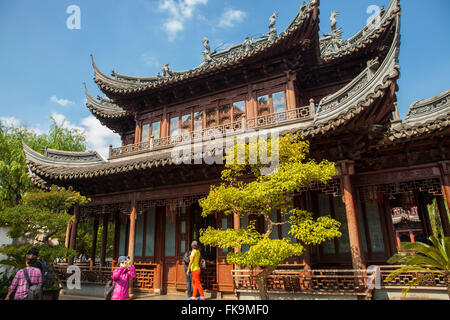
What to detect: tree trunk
<box><xmin>256</xmin><ymin>267</ymin><xmax>275</xmax><ymax>300</ymax></box>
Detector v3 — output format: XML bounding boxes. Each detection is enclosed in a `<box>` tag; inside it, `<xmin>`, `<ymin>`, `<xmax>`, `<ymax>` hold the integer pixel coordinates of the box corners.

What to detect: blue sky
<box><xmin>0</xmin><ymin>0</ymin><xmax>449</xmax><ymax>158</ymax></box>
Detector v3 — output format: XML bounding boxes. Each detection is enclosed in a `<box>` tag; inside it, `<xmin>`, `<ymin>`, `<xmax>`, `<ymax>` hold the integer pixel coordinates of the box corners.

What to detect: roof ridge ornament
<box><xmin>161</xmin><ymin>64</ymin><xmax>173</xmax><ymax>78</ymax></box>
<box><xmin>330</xmin><ymin>11</ymin><xmax>339</xmax><ymax>33</ymax></box>
<box><xmin>202</xmin><ymin>37</ymin><xmax>217</xmax><ymax>65</ymax></box>
<box><xmin>268</xmin><ymin>12</ymin><xmax>279</xmax><ymax>42</ymax></box>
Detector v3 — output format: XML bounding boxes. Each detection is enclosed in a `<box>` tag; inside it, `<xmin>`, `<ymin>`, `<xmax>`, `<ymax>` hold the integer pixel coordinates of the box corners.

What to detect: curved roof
<box><xmin>92</xmin><ymin>0</ymin><xmax>319</xmax><ymax>95</ymax></box>
<box><xmin>23</xmin><ymin>0</ymin><xmax>405</xmax><ymax>185</ymax></box>
<box><xmin>84</xmin><ymin>83</ymin><xmax>129</xmax><ymax>119</ymax></box>
<box><xmin>388</xmin><ymin>89</ymin><xmax>450</xmax><ymax>142</ymax></box>
<box><xmin>319</xmin><ymin>0</ymin><xmax>400</xmax><ymax>61</ymax></box>
<box><xmin>91</xmin><ymin>0</ymin><xmax>400</xmax><ymax>98</ymax></box>
<box><xmin>23</xmin><ymin>141</ymin><xmax>105</xmax><ymax>167</ymax></box>
<box><xmin>25</xmin><ymin>0</ymin><xmax>448</xmax><ymax>190</ymax></box>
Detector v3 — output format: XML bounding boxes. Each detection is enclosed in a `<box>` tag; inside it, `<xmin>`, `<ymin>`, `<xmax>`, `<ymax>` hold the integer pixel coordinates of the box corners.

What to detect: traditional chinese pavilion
<box><xmin>23</xmin><ymin>0</ymin><xmax>450</xmax><ymax>298</ymax></box>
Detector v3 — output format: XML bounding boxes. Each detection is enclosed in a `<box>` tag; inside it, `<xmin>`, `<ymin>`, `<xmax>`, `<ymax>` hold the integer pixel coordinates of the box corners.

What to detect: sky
<box><xmin>0</xmin><ymin>0</ymin><xmax>449</xmax><ymax>159</ymax></box>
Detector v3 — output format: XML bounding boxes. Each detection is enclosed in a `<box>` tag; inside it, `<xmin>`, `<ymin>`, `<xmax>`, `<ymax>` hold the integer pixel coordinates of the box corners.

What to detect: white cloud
<box><xmin>51</xmin><ymin>112</ymin><xmax>84</xmax><ymax>132</ymax></box>
<box><xmin>0</xmin><ymin>116</ymin><xmax>43</xmax><ymax>134</ymax></box>
<box><xmin>80</xmin><ymin>115</ymin><xmax>121</xmax><ymax>160</ymax></box>
<box><xmin>51</xmin><ymin>113</ymin><xmax>120</xmax><ymax>160</ymax></box>
<box><xmin>158</xmin><ymin>0</ymin><xmax>208</xmax><ymax>41</ymax></box>
<box><xmin>0</xmin><ymin>116</ymin><xmax>21</xmax><ymax>128</ymax></box>
<box><xmin>50</xmin><ymin>95</ymin><xmax>75</xmax><ymax>107</ymax></box>
<box><xmin>218</xmin><ymin>9</ymin><xmax>246</xmax><ymax>28</ymax></box>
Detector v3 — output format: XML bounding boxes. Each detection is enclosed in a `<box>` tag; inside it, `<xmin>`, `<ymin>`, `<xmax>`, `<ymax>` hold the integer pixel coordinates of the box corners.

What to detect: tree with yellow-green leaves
<box><xmin>199</xmin><ymin>134</ymin><xmax>342</xmax><ymax>300</ymax></box>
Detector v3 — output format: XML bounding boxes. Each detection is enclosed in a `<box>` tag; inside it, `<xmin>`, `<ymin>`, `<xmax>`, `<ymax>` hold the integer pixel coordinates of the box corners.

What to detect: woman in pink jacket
<box><xmin>111</xmin><ymin>256</ymin><xmax>136</xmax><ymax>300</ymax></box>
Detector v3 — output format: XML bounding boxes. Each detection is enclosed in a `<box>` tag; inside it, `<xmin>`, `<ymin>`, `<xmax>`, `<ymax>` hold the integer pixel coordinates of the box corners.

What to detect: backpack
<box><xmin>23</xmin><ymin>268</ymin><xmax>43</xmax><ymax>300</ymax></box>
<box><xmin>183</xmin><ymin>251</ymin><xmax>191</xmax><ymax>265</ymax></box>
<box><xmin>35</xmin><ymin>259</ymin><xmax>55</xmax><ymax>288</ymax></box>
<box><xmin>104</xmin><ymin>279</ymin><xmax>116</xmax><ymax>300</ymax></box>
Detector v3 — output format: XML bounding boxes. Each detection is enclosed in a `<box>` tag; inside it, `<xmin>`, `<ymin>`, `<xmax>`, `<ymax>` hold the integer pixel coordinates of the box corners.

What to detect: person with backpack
<box><xmin>110</xmin><ymin>256</ymin><xmax>136</xmax><ymax>300</ymax></box>
<box><xmin>186</xmin><ymin>241</ymin><xmax>205</xmax><ymax>301</ymax></box>
<box><xmin>183</xmin><ymin>249</ymin><xmax>193</xmax><ymax>298</ymax></box>
<box><xmin>5</xmin><ymin>254</ymin><xmax>42</xmax><ymax>300</ymax></box>
<box><xmin>27</xmin><ymin>247</ymin><xmax>55</xmax><ymax>289</ymax></box>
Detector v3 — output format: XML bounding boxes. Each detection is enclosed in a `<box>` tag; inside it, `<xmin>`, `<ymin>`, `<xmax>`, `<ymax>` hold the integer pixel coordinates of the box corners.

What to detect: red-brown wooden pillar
<box><xmin>68</xmin><ymin>204</ymin><xmax>80</xmax><ymax>265</ymax></box>
<box><xmin>128</xmin><ymin>194</ymin><xmax>137</xmax><ymax>298</ymax></box>
<box><xmin>285</xmin><ymin>71</ymin><xmax>297</xmax><ymax>110</ymax></box>
<box><xmin>233</xmin><ymin>212</ymin><xmax>241</xmax><ymax>271</ymax></box>
<box><xmin>436</xmin><ymin>196</ymin><xmax>450</xmax><ymax>237</ymax></box>
<box><xmin>91</xmin><ymin>218</ymin><xmax>99</xmax><ymax>265</ymax></box>
<box><xmin>439</xmin><ymin>161</ymin><xmax>450</xmax><ymax>236</ymax></box>
<box><xmin>339</xmin><ymin>161</ymin><xmax>366</xmax><ymax>270</ymax></box>
<box><xmin>65</xmin><ymin>222</ymin><xmax>72</xmax><ymax>249</ymax></box>
<box><xmin>247</xmin><ymin>84</ymin><xmax>257</xmax><ymax>119</ymax></box>
<box><xmin>134</xmin><ymin>121</ymin><xmax>141</xmax><ymax>144</ymax></box>
<box><xmin>113</xmin><ymin>213</ymin><xmax>121</xmax><ymax>260</ymax></box>
<box><xmin>100</xmin><ymin>211</ymin><xmax>109</xmax><ymax>266</ymax></box>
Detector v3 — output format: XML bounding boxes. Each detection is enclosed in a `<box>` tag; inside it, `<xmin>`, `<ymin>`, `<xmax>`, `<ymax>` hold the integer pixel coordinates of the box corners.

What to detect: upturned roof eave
<box><xmin>91</xmin><ymin>0</ymin><xmax>320</xmax><ymax>97</ymax></box>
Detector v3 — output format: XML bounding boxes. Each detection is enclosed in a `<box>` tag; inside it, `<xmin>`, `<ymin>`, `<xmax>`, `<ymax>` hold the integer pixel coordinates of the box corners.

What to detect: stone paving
<box><xmin>59</xmin><ymin>292</ymin><xmax>237</xmax><ymax>301</ymax></box>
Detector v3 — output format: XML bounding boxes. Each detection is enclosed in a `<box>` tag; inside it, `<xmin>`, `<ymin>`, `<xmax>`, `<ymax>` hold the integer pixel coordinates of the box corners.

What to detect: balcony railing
<box><xmin>109</xmin><ymin>104</ymin><xmax>313</xmax><ymax>160</ymax></box>
<box><xmin>231</xmin><ymin>269</ymin><xmax>370</xmax><ymax>298</ymax></box>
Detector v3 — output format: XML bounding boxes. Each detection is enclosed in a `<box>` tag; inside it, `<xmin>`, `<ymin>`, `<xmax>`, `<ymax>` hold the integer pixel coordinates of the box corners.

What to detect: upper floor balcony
<box><xmin>108</xmin><ymin>102</ymin><xmax>315</xmax><ymax>160</ymax></box>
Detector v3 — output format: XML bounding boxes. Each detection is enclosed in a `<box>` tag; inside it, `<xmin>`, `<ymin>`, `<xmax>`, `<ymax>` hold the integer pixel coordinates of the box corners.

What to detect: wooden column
<box><xmin>233</xmin><ymin>212</ymin><xmax>241</xmax><ymax>270</ymax></box>
<box><xmin>91</xmin><ymin>218</ymin><xmax>99</xmax><ymax>265</ymax></box>
<box><xmin>285</xmin><ymin>71</ymin><xmax>297</xmax><ymax>110</ymax></box>
<box><xmin>128</xmin><ymin>194</ymin><xmax>137</xmax><ymax>298</ymax></box>
<box><xmin>100</xmin><ymin>211</ymin><xmax>109</xmax><ymax>266</ymax></box>
<box><xmin>247</xmin><ymin>84</ymin><xmax>256</xmax><ymax>118</ymax></box>
<box><xmin>439</xmin><ymin>161</ymin><xmax>450</xmax><ymax>236</ymax></box>
<box><xmin>162</xmin><ymin>107</ymin><xmax>168</xmax><ymax>137</ymax></box>
<box><xmin>436</xmin><ymin>196</ymin><xmax>450</xmax><ymax>237</ymax></box>
<box><xmin>113</xmin><ymin>213</ymin><xmax>121</xmax><ymax>260</ymax></box>
<box><xmin>339</xmin><ymin>161</ymin><xmax>366</xmax><ymax>270</ymax></box>
<box><xmin>65</xmin><ymin>222</ymin><xmax>72</xmax><ymax>248</ymax></box>
<box><xmin>134</xmin><ymin>121</ymin><xmax>141</xmax><ymax>144</ymax></box>
<box><xmin>68</xmin><ymin>204</ymin><xmax>80</xmax><ymax>265</ymax></box>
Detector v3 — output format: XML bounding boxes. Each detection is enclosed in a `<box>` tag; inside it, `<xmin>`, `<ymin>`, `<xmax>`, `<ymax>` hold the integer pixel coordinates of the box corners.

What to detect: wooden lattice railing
<box><xmin>133</xmin><ymin>263</ymin><xmax>157</xmax><ymax>291</ymax></box>
<box><xmin>54</xmin><ymin>264</ymin><xmax>112</xmax><ymax>284</ymax></box>
<box><xmin>232</xmin><ymin>269</ymin><xmax>369</xmax><ymax>297</ymax></box>
<box><xmin>109</xmin><ymin>105</ymin><xmax>313</xmax><ymax>160</ymax></box>
<box><xmin>379</xmin><ymin>265</ymin><xmax>448</xmax><ymax>288</ymax></box>
<box><xmin>200</xmin><ymin>264</ymin><xmax>218</xmax><ymax>291</ymax></box>
<box><xmin>54</xmin><ymin>263</ymin><xmax>157</xmax><ymax>291</ymax></box>
<box><xmin>231</xmin><ymin>266</ymin><xmax>448</xmax><ymax>298</ymax></box>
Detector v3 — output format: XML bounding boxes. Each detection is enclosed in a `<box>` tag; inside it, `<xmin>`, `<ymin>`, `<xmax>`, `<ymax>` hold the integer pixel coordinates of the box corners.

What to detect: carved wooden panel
<box><xmin>358</xmin><ymin>178</ymin><xmax>443</xmax><ymax>198</ymax></box>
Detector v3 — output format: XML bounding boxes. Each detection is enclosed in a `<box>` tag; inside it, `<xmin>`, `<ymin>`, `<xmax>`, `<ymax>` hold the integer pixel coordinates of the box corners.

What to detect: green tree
<box><xmin>386</xmin><ymin>235</ymin><xmax>450</xmax><ymax>298</ymax></box>
<box><xmin>0</xmin><ymin>116</ymin><xmax>87</xmax><ymax>269</ymax></box>
<box><xmin>0</xmin><ymin>187</ymin><xmax>90</xmax><ymax>268</ymax></box>
<box><xmin>199</xmin><ymin>134</ymin><xmax>342</xmax><ymax>299</ymax></box>
<box><xmin>0</xmin><ymin>116</ymin><xmax>86</xmax><ymax>208</ymax></box>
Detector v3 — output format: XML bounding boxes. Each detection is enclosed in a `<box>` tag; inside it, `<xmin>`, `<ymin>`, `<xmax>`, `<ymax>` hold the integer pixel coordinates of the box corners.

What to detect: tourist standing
<box><xmin>5</xmin><ymin>254</ymin><xmax>42</xmax><ymax>300</ymax></box>
<box><xmin>183</xmin><ymin>249</ymin><xmax>193</xmax><ymax>298</ymax></box>
<box><xmin>111</xmin><ymin>256</ymin><xmax>136</xmax><ymax>300</ymax></box>
<box><xmin>186</xmin><ymin>241</ymin><xmax>205</xmax><ymax>300</ymax></box>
